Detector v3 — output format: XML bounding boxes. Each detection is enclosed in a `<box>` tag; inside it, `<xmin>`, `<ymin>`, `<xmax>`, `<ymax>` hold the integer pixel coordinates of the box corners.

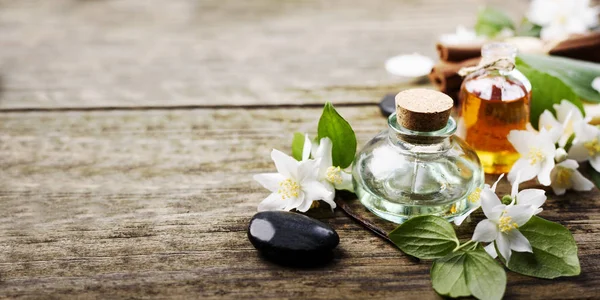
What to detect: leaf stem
<box><xmin>454</xmin><ymin>240</ymin><xmax>478</xmax><ymax>252</ymax></box>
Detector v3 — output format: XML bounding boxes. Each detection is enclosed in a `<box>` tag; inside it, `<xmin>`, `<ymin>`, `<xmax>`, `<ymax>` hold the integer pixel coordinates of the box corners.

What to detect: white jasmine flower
<box><xmin>538</xmin><ymin>100</ymin><xmax>583</xmax><ymax>147</ymax></box>
<box><xmin>568</xmin><ymin>121</ymin><xmax>600</xmax><ymax>172</ymax></box>
<box><xmin>507</xmin><ymin>128</ymin><xmax>559</xmax><ymax>186</ymax></box>
<box><xmin>550</xmin><ymin>159</ymin><xmax>595</xmax><ymax>195</ymax></box>
<box><xmin>304</xmin><ymin>136</ymin><xmax>354</xmax><ymax>194</ymax></box>
<box><xmin>471</xmin><ymin>182</ymin><xmax>540</xmax><ymax>262</ymax></box>
<box><xmin>439</xmin><ymin>25</ymin><xmax>486</xmax><ymax>45</ymax></box>
<box><xmin>471</xmin><ymin>191</ymin><xmax>536</xmax><ymax>262</ymax></box>
<box><xmin>454</xmin><ymin>174</ymin><xmax>504</xmax><ymax>226</ymax></box>
<box><xmin>527</xmin><ymin>0</ymin><xmax>599</xmax><ymax>41</ymax></box>
<box><xmin>254</xmin><ymin>149</ymin><xmax>333</xmax><ymax>212</ymax></box>
<box><xmin>592</xmin><ymin>77</ymin><xmax>600</xmax><ymax>94</ymax></box>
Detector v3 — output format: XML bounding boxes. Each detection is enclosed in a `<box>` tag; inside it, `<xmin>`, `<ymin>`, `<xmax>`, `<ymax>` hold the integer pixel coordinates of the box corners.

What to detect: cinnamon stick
<box><xmin>436</xmin><ymin>43</ymin><xmax>482</xmax><ymax>62</ymax></box>
<box><xmin>429</xmin><ymin>57</ymin><xmax>480</xmax><ymax>92</ymax></box>
<box><xmin>549</xmin><ymin>31</ymin><xmax>600</xmax><ymax>63</ymax></box>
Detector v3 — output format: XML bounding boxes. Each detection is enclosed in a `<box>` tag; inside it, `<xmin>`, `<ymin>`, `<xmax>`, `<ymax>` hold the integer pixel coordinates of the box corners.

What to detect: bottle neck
<box><xmin>387</xmin><ymin>113</ymin><xmax>456</xmax><ymax>152</ymax></box>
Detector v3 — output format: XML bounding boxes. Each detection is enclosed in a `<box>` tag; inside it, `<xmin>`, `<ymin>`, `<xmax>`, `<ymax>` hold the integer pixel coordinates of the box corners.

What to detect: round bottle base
<box><xmin>356</xmin><ymin>185</ymin><xmax>470</xmax><ymax>224</ymax></box>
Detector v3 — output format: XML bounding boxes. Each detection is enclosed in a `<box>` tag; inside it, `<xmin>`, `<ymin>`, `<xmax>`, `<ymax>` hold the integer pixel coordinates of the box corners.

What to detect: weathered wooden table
<box><xmin>1</xmin><ymin>0</ymin><xmax>599</xmax><ymax>299</ymax></box>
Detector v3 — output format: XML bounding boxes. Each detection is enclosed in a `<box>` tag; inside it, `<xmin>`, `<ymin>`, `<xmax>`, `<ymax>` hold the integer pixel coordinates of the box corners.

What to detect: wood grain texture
<box><xmin>0</xmin><ymin>0</ymin><xmax>528</xmax><ymax>109</ymax></box>
<box><xmin>1</xmin><ymin>106</ymin><xmax>599</xmax><ymax>299</ymax></box>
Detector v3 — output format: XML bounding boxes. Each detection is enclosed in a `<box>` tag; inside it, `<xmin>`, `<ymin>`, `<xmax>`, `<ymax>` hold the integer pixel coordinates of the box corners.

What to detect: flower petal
<box><xmin>551</xmin><ymin>186</ymin><xmax>567</xmax><ymax>195</ymax></box>
<box><xmin>567</xmin><ymin>143</ymin><xmax>590</xmax><ymax>161</ymax></box>
<box><xmin>490</xmin><ymin>173</ymin><xmax>505</xmax><ymax>192</ymax></box>
<box><xmin>538</xmin><ymin>110</ymin><xmax>561</xmax><ymax>131</ymax></box>
<box><xmin>258</xmin><ymin>193</ymin><xmax>288</xmax><ymax>212</ymax></box>
<box><xmin>590</xmin><ymin>155</ymin><xmax>600</xmax><ymax>173</ymax></box>
<box><xmin>303</xmin><ymin>180</ymin><xmax>334</xmax><ymax>203</ymax></box>
<box><xmin>516</xmin><ymin>189</ymin><xmax>546</xmax><ymax>209</ymax></box>
<box><xmin>271</xmin><ymin>149</ymin><xmax>299</xmax><ymax>179</ymax></box>
<box><xmin>454</xmin><ymin>206</ymin><xmax>478</xmax><ymax>226</ymax></box>
<box><xmin>253</xmin><ymin>173</ymin><xmax>285</xmax><ymax>192</ymax></box>
<box><xmin>555</xmin><ymin>100</ymin><xmax>583</xmax><ymax>124</ymax></box>
<box><xmin>506</xmin><ymin>230</ymin><xmax>533</xmax><ymax>253</ymax></box>
<box><xmin>537</xmin><ymin>158</ymin><xmax>555</xmax><ymax>186</ymax></box>
<box><xmin>472</xmin><ymin>219</ymin><xmax>499</xmax><ymax>242</ymax></box>
<box><xmin>284</xmin><ymin>191</ymin><xmax>306</xmax><ymax>211</ymax></box>
<box><xmin>511</xmin><ymin>172</ymin><xmax>521</xmax><ymax>199</ymax></box>
<box><xmin>506</xmin><ymin>204</ymin><xmax>536</xmax><ymax>227</ymax></box>
<box><xmin>302</xmin><ymin>134</ymin><xmax>312</xmax><ymax>161</ymax></box>
<box><xmin>296</xmin><ymin>158</ymin><xmax>319</xmax><ymax>183</ymax></box>
<box><xmin>508</xmin><ymin>130</ymin><xmax>537</xmax><ymax>155</ymax></box>
<box><xmin>334</xmin><ymin>170</ymin><xmax>354</xmax><ymax>192</ymax></box>
<box><xmin>484</xmin><ymin>243</ymin><xmax>498</xmax><ymax>258</ymax></box>
<box><xmin>508</xmin><ymin>158</ymin><xmax>540</xmax><ymax>184</ymax></box>
<box><xmin>571</xmin><ymin>169</ymin><xmax>595</xmax><ymax>192</ymax></box>
<box><xmin>480</xmin><ymin>187</ymin><xmax>503</xmax><ymax>221</ymax></box>
<box><xmin>315</xmin><ymin>137</ymin><xmax>333</xmax><ymax>167</ymax></box>
<box><xmin>496</xmin><ymin>233</ymin><xmax>512</xmax><ymax>262</ymax></box>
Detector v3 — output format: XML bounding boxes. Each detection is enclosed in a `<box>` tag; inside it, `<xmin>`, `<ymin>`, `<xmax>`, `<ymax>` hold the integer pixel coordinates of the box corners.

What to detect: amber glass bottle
<box><xmin>459</xmin><ymin>43</ymin><xmax>531</xmax><ymax>174</ymax></box>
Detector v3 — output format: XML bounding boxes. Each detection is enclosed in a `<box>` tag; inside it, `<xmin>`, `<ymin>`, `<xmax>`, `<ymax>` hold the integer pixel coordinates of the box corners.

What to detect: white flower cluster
<box><xmin>507</xmin><ymin>100</ymin><xmax>596</xmax><ymax>195</ymax></box>
<box><xmin>527</xmin><ymin>0</ymin><xmax>599</xmax><ymax>42</ymax></box>
<box><xmin>253</xmin><ymin>136</ymin><xmax>353</xmax><ymax>212</ymax></box>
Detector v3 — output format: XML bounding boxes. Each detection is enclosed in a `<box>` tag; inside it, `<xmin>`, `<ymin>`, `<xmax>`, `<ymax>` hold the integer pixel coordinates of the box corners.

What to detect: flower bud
<box><xmin>555</xmin><ymin>148</ymin><xmax>568</xmax><ymax>163</ymax></box>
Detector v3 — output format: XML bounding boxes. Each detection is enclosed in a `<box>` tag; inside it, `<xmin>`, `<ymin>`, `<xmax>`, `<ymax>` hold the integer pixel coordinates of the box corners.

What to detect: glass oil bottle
<box><xmin>458</xmin><ymin>42</ymin><xmax>531</xmax><ymax>174</ymax></box>
<box><xmin>353</xmin><ymin>89</ymin><xmax>484</xmax><ymax>224</ymax></box>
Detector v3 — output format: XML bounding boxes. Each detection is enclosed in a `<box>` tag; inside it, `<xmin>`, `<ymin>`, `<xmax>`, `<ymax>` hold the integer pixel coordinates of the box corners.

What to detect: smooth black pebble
<box><xmin>248</xmin><ymin>211</ymin><xmax>339</xmax><ymax>266</ymax></box>
<box><xmin>379</xmin><ymin>93</ymin><xmax>397</xmax><ymax>117</ymax></box>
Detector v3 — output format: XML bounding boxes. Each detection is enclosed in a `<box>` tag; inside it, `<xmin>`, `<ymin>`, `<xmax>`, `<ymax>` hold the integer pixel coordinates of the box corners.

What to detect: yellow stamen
<box><xmin>450</xmin><ymin>204</ymin><xmax>457</xmax><ymax>214</ymax></box>
<box><xmin>527</xmin><ymin>147</ymin><xmax>544</xmax><ymax>165</ymax></box>
<box><xmin>278</xmin><ymin>178</ymin><xmax>300</xmax><ymax>200</ymax></box>
<box><xmin>310</xmin><ymin>201</ymin><xmax>320</xmax><ymax>209</ymax></box>
<box><xmin>498</xmin><ymin>212</ymin><xmax>519</xmax><ymax>233</ymax></box>
<box><xmin>467</xmin><ymin>187</ymin><xmax>482</xmax><ymax>203</ymax></box>
<box><xmin>583</xmin><ymin>138</ymin><xmax>600</xmax><ymax>157</ymax></box>
<box><xmin>553</xmin><ymin>166</ymin><xmax>573</xmax><ymax>188</ymax></box>
<box><xmin>326</xmin><ymin>166</ymin><xmax>343</xmax><ymax>185</ymax></box>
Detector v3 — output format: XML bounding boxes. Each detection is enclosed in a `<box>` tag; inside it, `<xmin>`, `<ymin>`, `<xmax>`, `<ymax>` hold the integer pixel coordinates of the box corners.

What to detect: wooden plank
<box><xmin>1</xmin><ymin>106</ymin><xmax>599</xmax><ymax>298</ymax></box>
<box><xmin>0</xmin><ymin>0</ymin><xmax>528</xmax><ymax>109</ymax></box>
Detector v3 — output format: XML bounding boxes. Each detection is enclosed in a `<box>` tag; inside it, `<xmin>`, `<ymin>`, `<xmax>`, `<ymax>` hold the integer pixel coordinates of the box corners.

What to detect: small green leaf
<box><xmin>589</xmin><ymin>168</ymin><xmax>600</xmax><ymax>189</ymax></box>
<box><xmin>431</xmin><ymin>248</ymin><xmax>506</xmax><ymax>300</ymax></box>
<box><xmin>475</xmin><ymin>7</ymin><xmax>515</xmax><ymax>37</ymax></box>
<box><xmin>516</xmin><ymin>18</ymin><xmax>542</xmax><ymax>37</ymax></box>
<box><xmin>431</xmin><ymin>251</ymin><xmax>471</xmax><ymax>298</ymax></box>
<box><xmin>317</xmin><ymin>102</ymin><xmax>357</xmax><ymax>168</ymax></box>
<box><xmin>389</xmin><ymin>216</ymin><xmax>459</xmax><ymax>259</ymax></box>
<box><xmin>516</xmin><ymin>59</ymin><xmax>582</xmax><ymax>129</ymax></box>
<box><xmin>464</xmin><ymin>249</ymin><xmax>506</xmax><ymax>300</ymax></box>
<box><xmin>519</xmin><ymin>54</ymin><xmax>600</xmax><ymax>102</ymax></box>
<box><xmin>507</xmin><ymin>216</ymin><xmax>581</xmax><ymax>279</ymax></box>
<box><xmin>291</xmin><ymin>132</ymin><xmax>305</xmax><ymax>161</ymax></box>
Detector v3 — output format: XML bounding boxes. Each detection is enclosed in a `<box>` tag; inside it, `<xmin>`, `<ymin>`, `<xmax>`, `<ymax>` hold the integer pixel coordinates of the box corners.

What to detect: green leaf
<box><xmin>291</xmin><ymin>132</ymin><xmax>305</xmax><ymax>161</ymax></box>
<box><xmin>389</xmin><ymin>216</ymin><xmax>459</xmax><ymax>259</ymax></box>
<box><xmin>516</xmin><ymin>18</ymin><xmax>542</xmax><ymax>37</ymax></box>
<box><xmin>464</xmin><ymin>249</ymin><xmax>506</xmax><ymax>300</ymax></box>
<box><xmin>589</xmin><ymin>168</ymin><xmax>600</xmax><ymax>189</ymax></box>
<box><xmin>475</xmin><ymin>7</ymin><xmax>515</xmax><ymax>37</ymax></box>
<box><xmin>431</xmin><ymin>248</ymin><xmax>506</xmax><ymax>300</ymax></box>
<box><xmin>506</xmin><ymin>216</ymin><xmax>581</xmax><ymax>279</ymax></box>
<box><xmin>516</xmin><ymin>58</ymin><xmax>582</xmax><ymax>129</ymax></box>
<box><xmin>431</xmin><ymin>251</ymin><xmax>471</xmax><ymax>298</ymax></box>
<box><xmin>519</xmin><ymin>54</ymin><xmax>600</xmax><ymax>102</ymax></box>
<box><xmin>317</xmin><ymin>102</ymin><xmax>357</xmax><ymax>168</ymax></box>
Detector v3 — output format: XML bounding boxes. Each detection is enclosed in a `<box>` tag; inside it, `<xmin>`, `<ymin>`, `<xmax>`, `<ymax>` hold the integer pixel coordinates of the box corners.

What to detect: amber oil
<box><xmin>458</xmin><ymin>43</ymin><xmax>531</xmax><ymax>174</ymax></box>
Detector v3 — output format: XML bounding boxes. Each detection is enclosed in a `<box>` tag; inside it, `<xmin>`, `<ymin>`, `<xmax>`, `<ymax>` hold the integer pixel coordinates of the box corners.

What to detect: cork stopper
<box><xmin>395</xmin><ymin>89</ymin><xmax>453</xmax><ymax>132</ymax></box>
